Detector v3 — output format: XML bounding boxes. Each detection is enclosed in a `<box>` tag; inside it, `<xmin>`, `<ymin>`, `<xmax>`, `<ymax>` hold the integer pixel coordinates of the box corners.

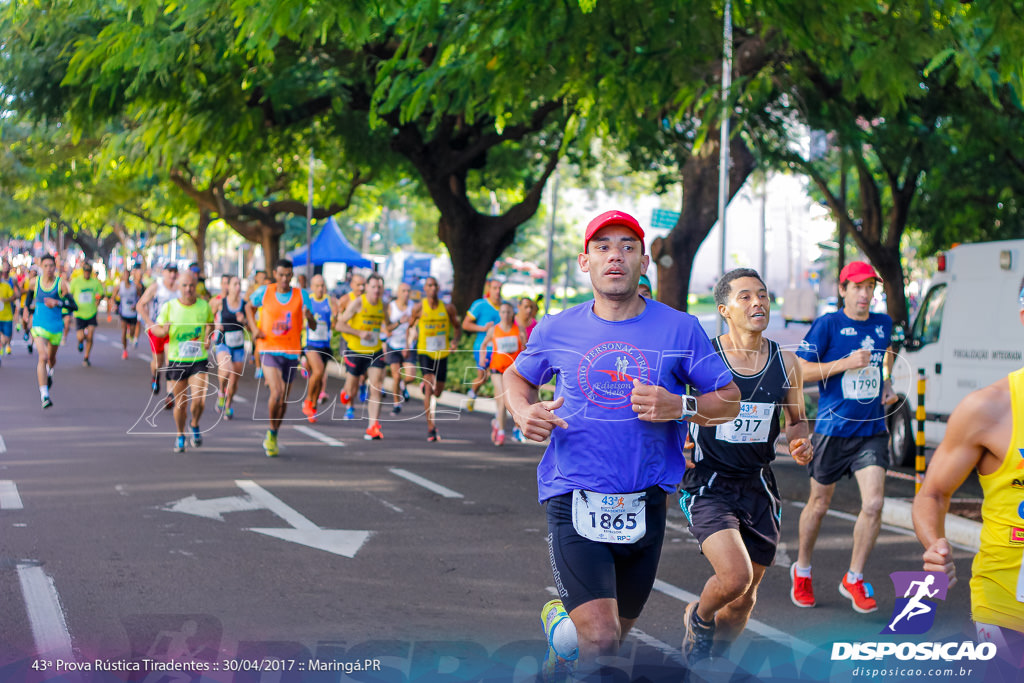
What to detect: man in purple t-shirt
<box><xmin>504</xmin><ymin>210</ymin><xmax>741</xmax><ymax>678</ymax></box>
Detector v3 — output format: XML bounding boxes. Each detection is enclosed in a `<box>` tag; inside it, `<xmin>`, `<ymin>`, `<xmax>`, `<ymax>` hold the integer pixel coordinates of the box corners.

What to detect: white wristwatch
<box><xmin>679</xmin><ymin>394</ymin><xmax>698</xmax><ymax>420</ymax></box>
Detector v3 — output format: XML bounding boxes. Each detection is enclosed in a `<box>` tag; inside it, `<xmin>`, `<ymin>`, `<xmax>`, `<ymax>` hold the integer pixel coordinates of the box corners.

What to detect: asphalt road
<box><xmin>0</xmin><ymin>319</ymin><xmax>997</xmax><ymax>683</ymax></box>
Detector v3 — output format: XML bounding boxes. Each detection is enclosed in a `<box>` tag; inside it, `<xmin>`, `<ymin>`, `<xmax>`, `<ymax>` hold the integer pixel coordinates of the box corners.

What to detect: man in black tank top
<box><xmin>679</xmin><ymin>269</ymin><xmax>813</xmax><ymax>664</ymax></box>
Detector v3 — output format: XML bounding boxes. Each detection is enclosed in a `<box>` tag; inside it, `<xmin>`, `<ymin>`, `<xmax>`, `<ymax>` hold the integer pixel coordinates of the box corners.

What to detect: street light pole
<box><xmin>716</xmin><ymin>0</ymin><xmax>733</xmax><ymax>335</ymax></box>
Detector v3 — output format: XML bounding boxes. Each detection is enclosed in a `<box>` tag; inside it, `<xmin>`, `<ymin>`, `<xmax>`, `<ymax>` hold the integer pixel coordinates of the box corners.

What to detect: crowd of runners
<box><xmin>3</xmin><ymin>207</ymin><xmax>1021</xmax><ymax>679</ymax></box>
<box><xmin>0</xmin><ymin>252</ymin><xmax>540</xmax><ymax>457</ymax></box>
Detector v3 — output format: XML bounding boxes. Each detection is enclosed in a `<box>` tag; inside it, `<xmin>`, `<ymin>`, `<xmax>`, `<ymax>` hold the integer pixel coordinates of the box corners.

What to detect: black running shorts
<box><xmin>545</xmin><ymin>486</ymin><xmax>667</xmax><ymax>619</ymax></box>
<box><xmin>680</xmin><ymin>466</ymin><xmax>782</xmax><ymax>567</ymax></box>
<box><xmin>807</xmin><ymin>432</ymin><xmax>889</xmax><ymax>485</ymax></box>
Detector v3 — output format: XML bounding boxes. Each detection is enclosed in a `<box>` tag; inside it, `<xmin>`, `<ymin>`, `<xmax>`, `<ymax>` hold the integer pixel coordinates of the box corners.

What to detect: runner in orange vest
<box><xmin>480</xmin><ymin>301</ymin><xmax>526</xmax><ymax>446</ymax></box>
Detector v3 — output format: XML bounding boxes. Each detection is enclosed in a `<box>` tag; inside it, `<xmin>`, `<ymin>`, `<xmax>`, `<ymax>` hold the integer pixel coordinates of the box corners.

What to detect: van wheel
<box><xmin>888</xmin><ymin>400</ymin><xmax>915</xmax><ymax>468</ymax></box>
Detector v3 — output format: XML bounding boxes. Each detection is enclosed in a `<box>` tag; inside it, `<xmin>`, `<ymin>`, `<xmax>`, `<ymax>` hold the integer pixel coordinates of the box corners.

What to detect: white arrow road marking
<box><xmin>161</xmin><ymin>493</ymin><xmax>264</xmax><ymax>521</ymax></box>
<box><xmin>0</xmin><ymin>434</ymin><xmax>7</xmax><ymax>454</ymax></box>
<box><xmin>162</xmin><ymin>480</ymin><xmax>371</xmax><ymax>558</ymax></box>
<box><xmin>0</xmin><ymin>480</ymin><xmax>24</xmax><ymax>509</ymax></box>
<box><xmin>389</xmin><ymin>468</ymin><xmax>464</xmax><ymax>499</ymax></box>
<box><xmin>294</xmin><ymin>425</ymin><xmax>344</xmax><ymax>446</ymax></box>
<box><xmin>235</xmin><ymin>480</ymin><xmax>371</xmax><ymax>558</ymax></box>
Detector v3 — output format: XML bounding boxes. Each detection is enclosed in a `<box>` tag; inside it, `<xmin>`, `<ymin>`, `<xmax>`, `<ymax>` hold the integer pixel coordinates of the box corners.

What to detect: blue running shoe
<box><xmin>359</xmin><ymin>384</ymin><xmax>368</xmax><ymax>402</ymax></box>
<box><xmin>225</xmin><ymin>407</ymin><xmax>234</xmax><ymax>420</ymax></box>
<box><xmin>344</xmin><ymin>406</ymin><xmax>355</xmax><ymax>420</ymax></box>
<box><xmin>255</xmin><ymin>367</ymin><xmax>263</xmax><ymax>380</ymax></box>
<box><xmin>174</xmin><ymin>436</ymin><xmax>186</xmax><ymax>453</ymax></box>
<box><xmin>189</xmin><ymin>425</ymin><xmax>202</xmax><ymax>447</ymax></box>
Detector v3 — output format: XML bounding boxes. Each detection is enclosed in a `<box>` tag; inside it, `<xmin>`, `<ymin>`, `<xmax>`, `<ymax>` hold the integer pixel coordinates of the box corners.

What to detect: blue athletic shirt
<box><xmin>250</xmin><ymin>285</ymin><xmax>313</xmax><ymax>358</ymax></box>
<box><xmin>467</xmin><ymin>297</ymin><xmax>501</xmax><ymax>353</ymax></box>
<box><xmin>513</xmin><ymin>299</ymin><xmax>733</xmax><ymax>503</ymax></box>
<box><xmin>305</xmin><ymin>294</ymin><xmax>333</xmax><ymax>350</ymax></box>
<box><xmin>32</xmin><ymin>277</ymin><xmax>65</xmax><ymax>333</ymax></box>
<box><xmin>796</xmin><ymin>310</ymin><xmax>893</xmax><ymax>437</ymax></box>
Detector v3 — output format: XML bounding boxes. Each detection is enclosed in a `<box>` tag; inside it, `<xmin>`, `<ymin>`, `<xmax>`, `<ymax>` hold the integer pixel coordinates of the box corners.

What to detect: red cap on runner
<box><xmin>839</xmin><ymin>261</ymin><xmax>882</xmax><ymax>284</ymax></box>
<box><xmin>584</xmin><ymin>210</ymin><xmax>645</xmax><ymax>253</ymax></box>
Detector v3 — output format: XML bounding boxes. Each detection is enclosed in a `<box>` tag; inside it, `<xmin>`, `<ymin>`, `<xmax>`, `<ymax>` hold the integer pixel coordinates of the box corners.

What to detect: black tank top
<box><xmin>218</xmin><ymin>298</ymin><xmax>247</xmax><ymax>347</ymax></box>
<box><xmin>690</xmin><ymin>338</ymin><xmax>789</xmax><ymax>476</ymax></box>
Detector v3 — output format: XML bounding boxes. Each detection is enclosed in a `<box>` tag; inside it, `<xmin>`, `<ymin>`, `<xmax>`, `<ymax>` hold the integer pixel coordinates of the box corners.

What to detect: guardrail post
<box><xmin>915</xmin><ymin>368</ymin><xmax>926</xmax><ymax>493</ymax></box>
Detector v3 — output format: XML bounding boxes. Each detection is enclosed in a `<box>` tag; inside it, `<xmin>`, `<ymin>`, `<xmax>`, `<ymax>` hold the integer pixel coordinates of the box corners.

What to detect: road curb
<box><xmin>881</xmin><ymin>496</ymin><xmax>981</xmax><ymax>553</ymax></box>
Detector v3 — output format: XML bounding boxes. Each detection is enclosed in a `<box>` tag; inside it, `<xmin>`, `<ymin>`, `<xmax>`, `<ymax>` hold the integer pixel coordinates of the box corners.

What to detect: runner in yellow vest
<box><xmin>914</xmin><ymin>277</ymin><xmax>1024</xmax><ymax>671</ymax></box>
<box><xmin>152</xmin><ymin>271</ymin><xmax>214</xmax><ymax>453</ymax></box>
<box><xmin>407</xmin><ymin>276</ymin><xmax>461</xmax><ymax>442</ymax></box>
<box><xmin>69</xmin><ymin>262</ymin><xmax>105</xmax><ymax>366</ymax></box>
<box><xmin>337</xmin><ymin>273</ymin><xmax>387</xmax><ymax>440</ymax></box>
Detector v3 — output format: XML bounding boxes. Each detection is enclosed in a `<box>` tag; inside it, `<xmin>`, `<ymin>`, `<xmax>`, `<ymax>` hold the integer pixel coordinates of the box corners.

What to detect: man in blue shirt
<box><xmin>791</xmin><ymin>261</ymin><xmax>899</xmax><ymax>615</ymax></box>
<box><xmin>504</xmin><ymin>210</ymin><xmax>741</xmax><ymax>678</ymax></box>
<box><xmin>461</xmin><ymin>278</ymin><xmax>503</xmax><ymax>409</ymax></box>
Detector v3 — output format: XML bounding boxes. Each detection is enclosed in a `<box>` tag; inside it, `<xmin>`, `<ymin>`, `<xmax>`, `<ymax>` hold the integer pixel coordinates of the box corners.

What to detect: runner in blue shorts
<box><xmin>504</xmin><ymin>210</ymin><xmax>740</xmax><ymax>679</ymax></box>
<box><xmin>678</xmin><ymin>268</ymin><xmax>812</xmax><ymax>664</ymax></box>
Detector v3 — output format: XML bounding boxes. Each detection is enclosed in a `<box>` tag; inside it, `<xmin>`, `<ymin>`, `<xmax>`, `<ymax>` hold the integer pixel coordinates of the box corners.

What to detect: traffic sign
<box><xmin>650</xmin><ymin>208</ymin><xmax>681</xmax><ymax>231</ymax></box>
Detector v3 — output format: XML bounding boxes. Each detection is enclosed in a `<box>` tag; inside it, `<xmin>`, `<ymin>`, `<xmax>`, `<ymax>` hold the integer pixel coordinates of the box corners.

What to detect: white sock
<box><xmin>551</xmin><ymin>617</ymin><xmax>579</xmax><ymax>661</ymax></box>
<box><xmin>847</xmin><ymin>571</ymin><xmax>863</xmax><ymax>583</ymax></box>
<box><xmin>795</xmin><ymin>564</ymin><xmax>812</xmax><ymax>578</ymax></box>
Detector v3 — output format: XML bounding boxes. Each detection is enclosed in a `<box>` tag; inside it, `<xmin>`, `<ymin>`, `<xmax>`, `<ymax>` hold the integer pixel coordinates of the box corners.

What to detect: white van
<box><xmin>888</xmin><ymin>239</ymin><xmax>1024</xmax><ymax>465</ymax></box>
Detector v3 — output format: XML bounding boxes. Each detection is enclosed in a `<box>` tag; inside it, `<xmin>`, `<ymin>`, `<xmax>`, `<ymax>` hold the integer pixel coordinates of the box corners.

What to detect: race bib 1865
<box><xmin>571</xmin><ymin>490</ymin><xmax>647</xmax><ymax>544</ymax></box>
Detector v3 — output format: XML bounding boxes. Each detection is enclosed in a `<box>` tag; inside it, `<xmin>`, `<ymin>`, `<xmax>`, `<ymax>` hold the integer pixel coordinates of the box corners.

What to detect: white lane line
<box><xmin>363</xmin><ymin>491</ymin><xmax>403</xmax><ymax>514</ymax></box>
<box><xmin>17</xmin><ymin>563</ymin><xmax>75</xmax><ymax>662</ymax></box>
<box><xmin>0</xmin><ymin>480</ymin><xmax>24</xmax><ymax>509</ymax></box>
<box><xmin>234</xmin><ymin>479</ymin><xmax>318</xmax><ymax>531</ymax></box>
<box><xmin>0</xmin><ymin>434</ymin><xmax>7</xmax><ymax>454</ymax></box>
<box><xmin>96</xmin><ymin>333</ymin><xmax>108</xmax><ymax>341</ymax></box>
<box><xmin>389</xmin><ymin>468</ymin><xmax>464</xmax><ymax>499</ymax></box>
<box><xmin>294</xmin><ymin>425</ymin><xmax>345</xmax><ymax>447</ymax></box>
<box><xmin>109</xmin><ymin>341</ymin><xmax>122</xmax><ymax>348</ymax></box>
<box><xmin>139</xmin><ymin>353</ymin><xmax>153</xmax><ymax>362</ymax></box>
<box><xmin>232</xmin><ymin>395</ymin><xmax>249</xmax><ymax>403</ymax></box>
<box><xmin>652</xmin><ymin>579</ymin><xmax>816</xmax><ymax>655</ymax></box>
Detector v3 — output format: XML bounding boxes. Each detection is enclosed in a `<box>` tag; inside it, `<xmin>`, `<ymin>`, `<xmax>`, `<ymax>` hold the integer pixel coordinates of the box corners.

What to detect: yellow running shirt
<box><xmin>971</xmin><ymin>367</ymin><xmax>1024</xmax><ymax>632</ymax></box>
<box><xmin>342</xmin><ymin>295</ymin><xmax>384</xmax><ymax>354</ymax></box>
<box><xmin>417</xmin><ymin>298</ymin><xmax>451</xmax><ymax>360</ymax></box>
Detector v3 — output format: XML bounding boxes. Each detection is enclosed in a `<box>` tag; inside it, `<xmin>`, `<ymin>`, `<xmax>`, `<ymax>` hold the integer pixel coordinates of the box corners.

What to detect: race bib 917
<box><xmin>716</xmin><ymin>401</ymin><xmax>775</xmax><ymax>443</ymax></box>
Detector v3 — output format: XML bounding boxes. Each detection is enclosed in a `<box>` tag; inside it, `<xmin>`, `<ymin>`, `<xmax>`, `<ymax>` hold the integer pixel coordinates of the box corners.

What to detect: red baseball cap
<box><xmin>839</xmin><ymin>261</ymin><xmax>882</xmax><ymax>284</ymax></box>
<box><xmin>584</xmin><ymin>210</ymin><xmax>645</xmax><ymax>253</ymax></box>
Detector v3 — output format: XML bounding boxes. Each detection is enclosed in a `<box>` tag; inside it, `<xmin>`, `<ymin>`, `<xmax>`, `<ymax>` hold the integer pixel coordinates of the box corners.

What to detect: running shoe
<box><xmin>402</xmin><ymin>386</ymin><xmax>410</xmax><ymax>402</ymax></box>
<box><xmin>41</xmin><ymin>396</ymin><xmax>53</xmax><ymax>409</ymax></box>
<box><xmin>107</xmin><ymin>313</ymin><xmax>112</xmax><ymax>323</ymax></box>
<box><xmin>254</xmin><ymin>367</ymin><xmax>263</xmax><ymax>380</ymax></box>
<box><xmin>427</xmin><ymin>429</ymin><xmax>439</xmax><ymax>442</ymax></box>
<box><xmin>174</xmin><ymin>436</ymin><xmax>186</xmax><ymax>453</ymax></box>
<box><xmin>302</xmin><ymin>399</ymin><xmax>315</xmax><ymax>417</ymax></box>
<box><xmin>225</xmin><ymin>407</ymin><xmax>234</xmax><ymax>420</ymax></box>
<box><xmin>540</xmin><ymin>599</ymin><xmax>576</xmax><ymax>680</ymax></box>
<box><xmin>151</xmin><ymin>375</ymin><xmax>160</xmax><ymax>394</ymax></box>
<box><xmin>339</xmin><ymin>390</ymin><xmax>350</xmax><ymax>404</ymax></box>
<box><xmin>344</xmin><ymin>406</ymin><xmax>355</xmax><ymax>420</ymax></box>
<box><xmin>46</xmin><ymin>372</ymin><xmax>52</xmax><ymax>389</ymax></box>
<box><xmin>513</xmin><ymin>427</ymin><xmax>525</xmax><ymax>442</ymax></box>
<box><xmin>465</xmin><ymin>389</ymin><xmax>476</xmax><ymax>412</ymax></box>
<box><xmin>77</xmin><ymin>340</ymin><xmax>84</xmax><ymax>353</ymax></box>
<box><xmin>189</xmin><ymin>425</ymin><xmax>202</xmax><ymax>447</ymax></box>
<box><xmin>391</xmin><ymin>403</ymin><xmax>402</xmax><ymax>415</ymax></box>
<box><xmin>491</xmin><ymin>419</ymin><xmax>499</xmax><ymax>444</ymax></box>
<box><xmin>217</xmin><ymin>394</ymin><xmax>226</xmax><ymax>412</ymax></box>
<box><xmin>82</xmin><ymin>358</ymin><xmax>91</xmax><ymax>367</ymax></box>
<box><xmin>318</xmin><ymin>390</ymin><xmax>328</xmax><ymax>404</ymax></box>
<box><xmin>299</xmin><ymin>365</ymin><xmax>309</xmax><ymax>379</ymax></box>
<box><xmin>4</xmin><ymin>344</ymin><xmax>11</xmax><ymax>355</ymax></box>
<box><xmin>839</xmin><ymin>574</ymin><xmax>877</xmax><ymax>613</ymax></box>
<box><xmin>364</xmin><ymin>421</ymin><xmax>383</xmax><ymax>440</ymax></box>
<box><xmin>263</xmin><ymin>431</ymin><xmax>279</xmax><ymax>457</ymax></box>
<box><xmin>164</xmin><ymin>393</ymin><xmax>174</xmax><ymax>410</ymax></box>
<box><xmin>359</xmin><ymin>384</ymin><xmax>368</xmax><ymax>402</ymax></box>
<box><xmin>122</xmin><ymin>349</ymin><xmax>129</xmax><ymax>360</ymax></box>
<box><xmin>494</xmin><ymin>430</ymin><xmax>506</xmax><ymax>446</ymax></box>
<box><xmin>682</xmin><ymin>601</ymin><xmax>715</xmax><ymax>664</ymax></box>
<box><xmin>790</xmin><ymin>562</ymin><xmax>815</xmax><ymax>608</ymax></box>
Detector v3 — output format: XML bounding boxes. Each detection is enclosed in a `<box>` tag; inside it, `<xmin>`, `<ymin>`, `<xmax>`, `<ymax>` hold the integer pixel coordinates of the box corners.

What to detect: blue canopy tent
<box><xmin>288</xmin><ymin>217</ymin><xmax>372</xmax><ymax>268</ymax></box>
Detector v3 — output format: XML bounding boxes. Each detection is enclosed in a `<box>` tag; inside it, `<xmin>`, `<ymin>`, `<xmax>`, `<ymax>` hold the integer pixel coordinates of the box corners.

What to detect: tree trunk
<box><xmin>651</xmin><ymin>130</ymin><xmax>757</xmax><ymax>311</ymax></box>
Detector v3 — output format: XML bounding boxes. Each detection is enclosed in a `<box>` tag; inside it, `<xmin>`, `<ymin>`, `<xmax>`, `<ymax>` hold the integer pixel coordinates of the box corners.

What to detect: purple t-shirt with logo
<box><xmin>513</xmin><ymin>299</ymin><xmax>733</xmax><ymax>502</ymax></box>
<box><xmin>796</xmin><ymin>310</ymin><xmax>893</xmax><ymax>437</ymax></box>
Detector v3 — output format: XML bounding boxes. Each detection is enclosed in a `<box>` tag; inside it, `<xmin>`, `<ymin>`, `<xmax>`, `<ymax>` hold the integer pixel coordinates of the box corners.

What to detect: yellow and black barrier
<box><xmin>915</xmin><ymin>368</ymin><xmax>926</xmax><ymax>493</ymax></box>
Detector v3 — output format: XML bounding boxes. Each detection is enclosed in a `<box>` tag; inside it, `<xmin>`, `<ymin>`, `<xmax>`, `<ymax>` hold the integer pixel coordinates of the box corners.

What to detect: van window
<box><xmin>910</xmin><ymin>283</ymin><xmax>947</xmax><ymax>347</ymax></box>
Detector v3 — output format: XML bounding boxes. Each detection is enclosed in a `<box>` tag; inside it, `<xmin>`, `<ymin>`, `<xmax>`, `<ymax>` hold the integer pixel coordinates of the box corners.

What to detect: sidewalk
<box><xmin>326</xmin><ymin>360</ymin><xmax>982</xmax><ymax>552</ymax></box>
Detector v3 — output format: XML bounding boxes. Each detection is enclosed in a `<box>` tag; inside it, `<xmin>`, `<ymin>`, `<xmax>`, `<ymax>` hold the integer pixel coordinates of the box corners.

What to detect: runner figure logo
<box><xmin>882</xmin><ymin>571</ymin><xmax>949</xmax><ymax>635</ymax></box>
<box><xmin>577</xmin><ymin>342</ymin><xmax>651</xmax><ymax>409</ymax></box>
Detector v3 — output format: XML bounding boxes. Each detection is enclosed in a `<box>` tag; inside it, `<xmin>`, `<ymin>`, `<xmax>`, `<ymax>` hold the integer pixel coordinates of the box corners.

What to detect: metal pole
<box><xmin>915</xmin><ymin>368</ymin><xmax>927</xmax><ymax>493</ymax></box>
<box><xmin>544</xmin><ymin>170</ymin><xmax>559</xmax><ymax>316</ymax></box>
<box><xmin>306</xmin><ymin>149</ymin><xmax>314</xmax><ymax>279</ymax></box>
<box><xmin>716</xmin><ymin>0</ymin><xmax>733</xmax><ymax>336</ymax></box>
